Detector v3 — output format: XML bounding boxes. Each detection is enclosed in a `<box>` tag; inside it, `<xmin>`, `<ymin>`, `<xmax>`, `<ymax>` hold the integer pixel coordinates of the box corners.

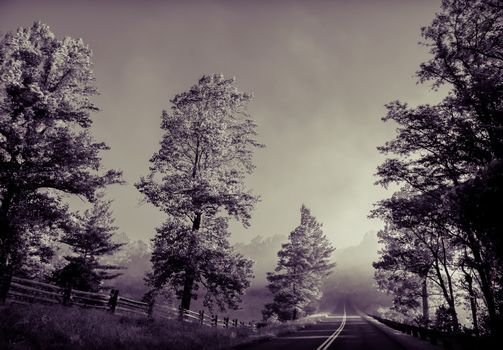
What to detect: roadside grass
<box><xmin>0</xmin><ymin>304</ymin><xmax>316</xmax><ymax>350</ymax></box>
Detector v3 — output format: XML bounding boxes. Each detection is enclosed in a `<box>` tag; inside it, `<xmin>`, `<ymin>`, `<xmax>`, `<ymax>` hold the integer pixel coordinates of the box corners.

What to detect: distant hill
<box><xmin>103</xmin><ymin>239</ymin><xmax>152</xmax><ymax>299</ymax></box>
<box><xmin>234</xmin><ymin>234</ymin><xmax>287</xmax><ymax>287</ymax></box>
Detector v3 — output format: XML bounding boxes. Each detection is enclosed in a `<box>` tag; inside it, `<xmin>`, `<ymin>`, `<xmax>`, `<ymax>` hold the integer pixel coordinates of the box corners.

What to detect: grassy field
<box><xmin>0</xmin><ymin>304</ymin><xmax>306</xmax><ymax>350</ymax></box>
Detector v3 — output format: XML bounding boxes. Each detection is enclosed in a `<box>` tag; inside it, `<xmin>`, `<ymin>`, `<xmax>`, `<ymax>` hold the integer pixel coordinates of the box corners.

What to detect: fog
<box><xmin>0</xmin><ymin>0</ymin><xmax>441</xmax><ymax>250</ymax></box>
<box><xmin>99</xmin><ymin>232</ymin><xmax>388</xmax><ymax>321</ymax></box>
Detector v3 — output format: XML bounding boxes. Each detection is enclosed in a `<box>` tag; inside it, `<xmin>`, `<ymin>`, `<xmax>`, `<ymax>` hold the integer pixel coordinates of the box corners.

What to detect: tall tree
<box><xmin>0</xmin><ymin>22</ymin><xmax>121</xmax><ymax>284</ymax></box>
<box><xmin>53</xmin><ymin>195</ymin><xmax>124</xmax><ymax>291</ymax></box>
<box><xmin>136</xmin><ymin>74</ymin><xmax>262</xmax><ymax>310</ymax></box>
<box><xmin>419</xmin><ymin>2</ymin><xmax>503</xmax><ymax>330</ymax></box>
<box><xmin>264</xmin><ymin>205</ymin><xmax>335</xmax><ymax>321</ymax></box>
<box><xmin>374</xmin><ymin>0</ymin><xmax>503</xmax><ymax>334</ymax></box>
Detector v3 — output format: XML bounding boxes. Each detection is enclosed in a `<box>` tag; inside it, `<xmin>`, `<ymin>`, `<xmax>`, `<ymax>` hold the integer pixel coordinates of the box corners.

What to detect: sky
<box><xmin>0</xmin><ymin>0</ymin><xmax>443</xmax><ymax>248</ymax></box>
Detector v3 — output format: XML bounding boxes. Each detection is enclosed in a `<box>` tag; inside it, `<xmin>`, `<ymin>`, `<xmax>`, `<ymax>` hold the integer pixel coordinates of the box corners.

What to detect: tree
<box><xmin>148</xmin><ymin>216</ymin><xmax>253</xmax><ymax>311</ymax></box>
<box><xmin>373</xmin><ymin>0</ymin><xmax>503</xmax><ymax>334</ymax></box>
<box><xmin>373</xmin><ymin>192</ymin><xmax>463</xmax><ymax>331</ymax></box>
<box><xmin>52</xmin><ymin>195</ymin><xmax>124</xmax><ymax>291</ymax></box>
<box><xmin>374</xmin><ymin>268</ymin><xmax>423</xmax><ymax>318</ymax></box>
<box><xmin>264</xmin><ymin>205</ymin><xmax>335</xmax><ymax>321</ymax></box>
<box><xmin>0</xmin><ymin>22</ymin><xmax>121</xmax><ymax>283</ymax></box>
<box><xmin>373</xmin><ymin>225</ymin><xmax>433</xmax><ymax>324</ymax></box>
<box><xmin>136</xmin><ymin>74</ymin><xmax>262</xmax><ymax>310</ymax></box>
<box><xmin>419</xmin><ymin>2</ymin><xmax>503</xmax><ymax>330</ymax></box>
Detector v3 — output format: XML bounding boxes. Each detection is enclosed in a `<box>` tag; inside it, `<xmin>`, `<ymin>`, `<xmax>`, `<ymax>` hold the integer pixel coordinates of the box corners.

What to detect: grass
<box><xmin>0</xmin><ymin>304</ymin><xmax>311</xmax><ymax>350</ymax></box>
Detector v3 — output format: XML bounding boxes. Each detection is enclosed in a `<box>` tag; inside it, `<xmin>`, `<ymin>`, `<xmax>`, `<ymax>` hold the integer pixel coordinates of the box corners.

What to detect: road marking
<box><xmin>281</xmin><ymin>336</ymin><xmax>337</xmax><ymax>339</ymax></box>
<box><xmin>315</xmin><ymin>305</ymin><xmax>347</xmax><ymax>350</ymax></box>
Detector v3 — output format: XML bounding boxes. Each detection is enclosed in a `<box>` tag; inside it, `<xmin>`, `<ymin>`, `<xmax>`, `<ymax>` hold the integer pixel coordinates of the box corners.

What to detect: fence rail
<box><xmin>1</xmin><ymin>275</ymin><xmax>255</xmax><ymax>331</ymax></box>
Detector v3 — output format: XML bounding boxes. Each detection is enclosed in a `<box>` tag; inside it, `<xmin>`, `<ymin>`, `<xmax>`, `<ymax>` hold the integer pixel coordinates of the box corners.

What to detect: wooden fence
<box><xmin>1</xmin><ymin>275</ymin><xmax>256</xmax><ymax>331</ymax></box>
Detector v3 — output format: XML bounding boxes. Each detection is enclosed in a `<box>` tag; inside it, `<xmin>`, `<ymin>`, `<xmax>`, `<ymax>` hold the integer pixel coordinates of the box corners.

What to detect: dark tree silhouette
<box><xmin>373</xmin><ymin>0</ymin><xmax>503</xmax><ymax>334</ymax></box>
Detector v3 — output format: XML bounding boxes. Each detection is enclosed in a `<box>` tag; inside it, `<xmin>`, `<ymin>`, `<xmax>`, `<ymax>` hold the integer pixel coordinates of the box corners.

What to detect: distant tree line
<box><xmin>373</xmin><ymin>0</ymin><xmax>503</xmax><ymax>336</ymax></box>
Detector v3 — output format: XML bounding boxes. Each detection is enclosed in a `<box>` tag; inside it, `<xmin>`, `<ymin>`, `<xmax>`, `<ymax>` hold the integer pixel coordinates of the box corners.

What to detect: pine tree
<box><xmin>264</xmin><ymin>205</ymin><xmax>335</xmax><ymax>321</ymax></box>
<box><xmin>136</xmin><ymin>74</ymin><xmax>262</xmax><ymax>310</ymax></box>
<box><xmin>53</xmin><ymin>195</ymin><xmax>124</xmax><ymax>291</ymax></box>
<box><xmin>0</xmin><ymin>22</ymin><xmax>121</xmax><ymax>283</ymax></box>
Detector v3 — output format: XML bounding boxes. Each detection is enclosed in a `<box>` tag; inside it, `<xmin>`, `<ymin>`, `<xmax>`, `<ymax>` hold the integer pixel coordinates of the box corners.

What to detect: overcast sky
<box><xmin>0</xmin><ymin>0</ymin><xmax>443</xmax><ymax>248</ymax></box>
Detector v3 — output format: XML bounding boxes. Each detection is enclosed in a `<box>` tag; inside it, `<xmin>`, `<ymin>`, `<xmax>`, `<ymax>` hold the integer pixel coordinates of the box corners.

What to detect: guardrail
<box><xmin>1</xmin><ymin>275</ymin><xmax>255</xmax><ymax>331</ymax></box>
<box><xmin>370</xmin><ymin>314</ymin><xmax>495</xmax><ymax>350</ymax></box>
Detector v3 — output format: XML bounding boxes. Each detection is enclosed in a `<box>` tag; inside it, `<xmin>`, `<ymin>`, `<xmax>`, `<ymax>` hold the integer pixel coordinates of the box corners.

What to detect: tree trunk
<box><xmin>180</xmin><ymin>213</ymin><xmax>201</xmax><ymax>311</ymax></box>
<box><xmin>292</xmin><ymin>308</ymin><xmax>297</xmax><ymax>320</ymax></box>
<box><xmin>0</xmin><ymin>214</ymin><xmax>13</xmax><ymax>280</ymax></box>
<box><xmin>444</xmin><ymin>269</ymin><xmax>460</xmax><ymax>333</ymax></box>
<box><xmin>421</xmin><ymin>278</ymin><xmax>429</xmax><ymax>323</ymax></box>
<box><xmin>465</xmin><ymin>273</ymin><xmax>479</xmax><ymax>336</ymax></box>
<box><xmin>433</xmin><ymin>261</ymin><xmax>460</xmax><ymax>332</ymax></box>
<box><xmin>180</xmin><ymin>270</ymin><xmax>195</xmax><ymax>310</ymax></box>
<box><xmin>0</xmin><ymin>218</ymin><xmax>14</xmax><ymax>304</ymax></box>
<box><xmin>466</xmin><ymin>231</ymin><xmax>497</xmax><ymax>334</ymax></box>
<box><xmin>440</xmin><ymin>240</ymin><xmax>460</xmax><ymax>332</ymax></box>
<box><xmin>0</xmin><ymin>185</ymin><xmax>17</xmax><ymax>280</ymax></box>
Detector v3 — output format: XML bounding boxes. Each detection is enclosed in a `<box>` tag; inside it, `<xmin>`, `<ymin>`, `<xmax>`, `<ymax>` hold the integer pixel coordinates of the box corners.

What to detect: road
<box><xmin>235</xmin><ymin>303</ymin><xmax>409</xmax><ymax>350</ymax></box>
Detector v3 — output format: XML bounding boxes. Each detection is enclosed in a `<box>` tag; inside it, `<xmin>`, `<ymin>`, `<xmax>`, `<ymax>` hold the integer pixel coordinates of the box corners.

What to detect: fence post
<box><xmin>62</xmin><ymin>286</ymin><xmax>72</xmax><ymax>306</ymax></box>
<box><xmin>199</xmin><ymin>310</ymin><xmax>204</xmax><ymax>325</ymax></box>
<box><xmin>179</xmin><ymin>306</ymin><xmax>185</xmax><ymax>321</ymax></box>
<box><xmin>108</xmin><ymin>289</ymin><xmax>119</xmax><ymax>313</ymax></box>
<box><xmin>224</xmin><ymin>317</ymin><xmax>229</xmax><ymax>328</ymax></box>
<box><xmin>233</xmin><ymin>319</ymin><xmax>238</xmax><ymax>327</ymax></box>
<box><xmin>212</xmin><ymin>314</ymin><xmax>218</xmax><ymax>327</ymax></box>
<box><xmin>147</xmin><ymin>298</ymin><xmax>155</xmax><ymax>319</ymax></box>
<box><xmin>0</xmin><ymin>270</ymin><xmax>13</xmax><ymax>304</ymax></box>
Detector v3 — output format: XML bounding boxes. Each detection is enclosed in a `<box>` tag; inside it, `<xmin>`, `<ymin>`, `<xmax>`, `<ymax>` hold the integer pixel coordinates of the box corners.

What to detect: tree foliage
<box><xmin>264</xmin><ymin>205</ymin><xmax>335</xmax><ymax>321</ymax></box>
<box><xmin>53</xmin><ymin>196</ymin><xmax>124</xmax><ymax>291</ymax></box>
<box><xmin>137</xmin><ymin>74</ymin><xmax>262</xmax><ymax>310</ymax></box>
<box><xmin>0</xmin><ymin>22</ymin><xmax>121</xmax><ymax>279</ymax></box>
<box><xmin>148</xmin><ymin>216</ymin><xmax>253</xmax><ymax>312</ymax></box>
<box><xmin>373</xmin><ymin>0</ymin><xmax>503</xmax><ymax>334</ymax></box>
<box><xmin>136</xmin><ymin>74</ymin><xmax>262</xmax><ymax>226</ymax></box>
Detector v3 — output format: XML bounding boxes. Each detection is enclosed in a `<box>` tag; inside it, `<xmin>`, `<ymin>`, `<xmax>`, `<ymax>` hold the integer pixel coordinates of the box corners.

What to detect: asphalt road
<box><xmin>235</xmin><ymin>303</ymin><xmax>407</xmax><ymax>350</ymax></box>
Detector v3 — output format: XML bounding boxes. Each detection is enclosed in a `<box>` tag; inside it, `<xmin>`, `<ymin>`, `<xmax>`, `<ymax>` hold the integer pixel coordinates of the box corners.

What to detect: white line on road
<box><xmin>315</xmin><ymin>304</ymin><xmax>347</xmax><ymax>350</ymax></box>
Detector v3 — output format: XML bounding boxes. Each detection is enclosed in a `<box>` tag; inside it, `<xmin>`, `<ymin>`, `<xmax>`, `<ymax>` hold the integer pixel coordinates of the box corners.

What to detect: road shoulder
<box><xmin>358</xmin><ymin>312</ymin><xmax>442</xmax><ymax>350</ymax></box>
